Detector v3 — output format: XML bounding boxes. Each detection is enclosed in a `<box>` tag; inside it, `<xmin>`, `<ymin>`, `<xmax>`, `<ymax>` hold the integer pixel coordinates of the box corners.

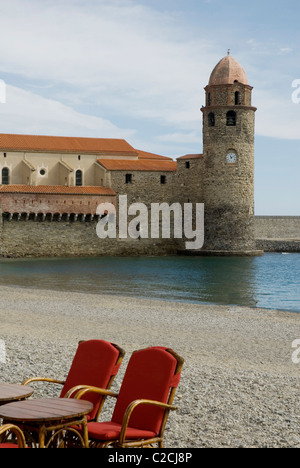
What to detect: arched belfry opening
<box><xmin>208</xmin><ymin>112</ymin><xmax>215</xmax><ymax>127</ymax></box>
<box><xmin>226</xmin><ymin>110</ymin><xmax>236</xmax><ymax>126</ymax></box>
<box><xmin>235</xmin><ymin>91</ymin><xmax>240</xmax><ymax>105</ymax></box>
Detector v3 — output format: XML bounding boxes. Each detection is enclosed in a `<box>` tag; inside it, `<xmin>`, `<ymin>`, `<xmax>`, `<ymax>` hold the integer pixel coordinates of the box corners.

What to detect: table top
<box><xmin>0</xmin><ymin>398</ymin><xmax>93</xmax><ymax>423</ymax></box>
<box><xmin>0</xmin><ymin>382</ymin><xmax>34</xmax><ymax>403</ymax></box>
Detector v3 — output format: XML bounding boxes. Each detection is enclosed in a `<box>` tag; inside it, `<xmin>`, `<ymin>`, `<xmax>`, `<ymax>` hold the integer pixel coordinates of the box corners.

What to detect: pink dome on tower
<box><xmin>209</xmin><ymin>53</ymin><xmax>248</xmax><ymax>86</ymax></box>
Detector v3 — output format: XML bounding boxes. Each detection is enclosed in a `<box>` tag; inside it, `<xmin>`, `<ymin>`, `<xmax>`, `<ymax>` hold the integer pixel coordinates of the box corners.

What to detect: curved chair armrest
<box><xmin>119</xmin><ymin>399</ymin><xmax>177</xmax><ymax>444</ymax></box>
<box><xmin>74</xmin><ymin>385</ymin><xmax>119</xmax><ymax>400</ymax></box>
<box><xmin>0</xmin><ymin>424</ymin><xmax>27</xmax><ymax>448</ymax></box>
<box><xmin>22</xmin><ymin>377</ymin><xmax>65</xmax><ymax>386</ymax></box>
<box><xmin>64</xmin><ymin>384</ymin><xmax>91</xmax><ymax>399</ymax></box>
<box><xmin>63</xmin><ymin>384</ymin><xmax>116</xmax><ymax>399</ymax></box>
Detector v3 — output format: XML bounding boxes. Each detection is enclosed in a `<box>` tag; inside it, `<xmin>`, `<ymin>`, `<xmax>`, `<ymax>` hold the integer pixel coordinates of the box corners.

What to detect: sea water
<box><xmin>0</xmin><ymin>253</ymin><xmax>299</xmax><ymax>313</ymax></box>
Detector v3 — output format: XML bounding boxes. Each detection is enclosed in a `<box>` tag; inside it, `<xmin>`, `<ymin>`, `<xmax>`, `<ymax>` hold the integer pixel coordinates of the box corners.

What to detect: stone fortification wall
<box><xmin>255</xmin><ymin>216</ymin><xmax>300</xmax><ymax>252</ymax></box>
<box><xmin>255</xmin><ymin>216</ymin><xmax>300</xmax><ymax>239</ymax></box>
<box><xmin>256</xmin><ymin>239</ymin><xmax>300</xmax><ymax>253</ymax></box>
<box><xmin>0</xmin><ymin>217</ymin><xmax>182</xmax><ymax>258</ymax></box>
<box><xmin>1</xmin><ymin>214</ymin><xmax>299</xmax><ymax>259</ymax></box>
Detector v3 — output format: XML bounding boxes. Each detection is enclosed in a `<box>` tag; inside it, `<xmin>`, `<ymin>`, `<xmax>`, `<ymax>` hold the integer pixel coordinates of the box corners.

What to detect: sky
<box><xmin>0</xmin><ymin>0</ymin><xmax>299</xmax><ymax>215</ymax></box>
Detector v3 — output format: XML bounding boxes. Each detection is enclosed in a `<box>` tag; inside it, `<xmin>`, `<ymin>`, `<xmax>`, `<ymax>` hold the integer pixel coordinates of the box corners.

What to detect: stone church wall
<box><xmin>175</xmin><ymin>158</ymin><xmax>204</xmax><ymax>205</ymax></box>
<box><xmin>109</xmin><ymin>170</ymin><xmax>176</xmax><ymax>204</ymax></box>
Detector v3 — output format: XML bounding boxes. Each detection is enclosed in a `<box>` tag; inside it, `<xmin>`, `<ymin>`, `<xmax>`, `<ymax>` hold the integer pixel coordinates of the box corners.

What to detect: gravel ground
<box><xmin>0</xmin><ymin>285</ymin><xmax>299</xmax><ymax>448</ymax></box>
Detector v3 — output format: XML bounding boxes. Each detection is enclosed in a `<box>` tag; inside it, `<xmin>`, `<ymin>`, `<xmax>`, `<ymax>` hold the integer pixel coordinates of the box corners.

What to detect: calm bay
<box><xmin>0</xmin><ymin>252</ymin><xmax>299</xmax><ymax>313</ymax></box>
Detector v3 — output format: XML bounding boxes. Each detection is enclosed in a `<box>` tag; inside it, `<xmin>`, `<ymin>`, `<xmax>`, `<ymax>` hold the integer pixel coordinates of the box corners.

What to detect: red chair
<box><xmin>0</xmin><ymin>424</ymin><xmax>26</xmax><ymax>448</ymax></box>
<box><xmin>23</xmin><ymin>340</ymin><xmax>125</xmax><ymax>422</ymax></box>
<box><xmin>76</xmin><ymin>346</ymin><xmax>184</xmax><ymax>448</ymax></box>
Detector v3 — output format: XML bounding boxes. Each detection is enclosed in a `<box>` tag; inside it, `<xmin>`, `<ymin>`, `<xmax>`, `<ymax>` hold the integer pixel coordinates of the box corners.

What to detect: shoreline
<box><xmin>0</xmin><ymin>281</ymin><xmax>299</xmax><ymax>317</ymax></box>
<box><xmin>0</xmin><ymin>285</ymin><xmax>299</xmax><ymax>447</ymax></box>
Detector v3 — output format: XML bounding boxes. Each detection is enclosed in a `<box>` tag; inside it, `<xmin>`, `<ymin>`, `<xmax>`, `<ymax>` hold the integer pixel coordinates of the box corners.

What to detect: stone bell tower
<box><xmin>200</xmin><ymin>52</ymin><xmax>260</xmax><ymax>255</ymax></box>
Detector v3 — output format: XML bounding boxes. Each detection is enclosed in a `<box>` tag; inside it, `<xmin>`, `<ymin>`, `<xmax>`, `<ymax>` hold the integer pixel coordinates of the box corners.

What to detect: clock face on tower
<box><xmin>226</xmin><ymin>152</ymin><xmax>237</xmax><ymax>164</ymax></box>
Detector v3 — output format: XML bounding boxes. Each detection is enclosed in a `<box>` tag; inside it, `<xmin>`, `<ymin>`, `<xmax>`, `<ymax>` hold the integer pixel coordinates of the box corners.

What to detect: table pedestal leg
<box><xmin>82</xmin><ymin>417</ymin><xmax>89</xmax><ymax>448</ymax></box>
<box><xmin>39</xmin><ymin>425</ymin><xmax>47</xmax><ymax>449</ymax></box>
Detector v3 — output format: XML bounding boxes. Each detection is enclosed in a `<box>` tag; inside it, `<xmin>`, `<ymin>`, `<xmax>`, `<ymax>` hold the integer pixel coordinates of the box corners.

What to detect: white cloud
<box><xmin>0</xmin><ymin>85</ymin><xmax>136</xmax><ymax>139</ymax></box>
<box><xmin>0</xmin><ymin>0</ymin><xmax>298</xmax><ymax>150</ymax></box>
<box><xmin>254</xmin><ymin>87</ymin><xmax>300</xmax><ymax>140</ymax></box>
<box><xmin>246</xmin><ymin>38</ymin><xmax>293</xmax><ymax>57</ymax></box>
<box><xmin>278</xmin><ymin>47</ymin><xmax>293</xmax><ymax>55</ymax></box>
<box><xmin>0</xmin><ymin>0</ymin><xmax>212</xmax><ymax>135</ymax></box>
<box><xmin>157</xmin><ymin>131</ymin><xmax>201</xmax><ymax>144</ymax></box>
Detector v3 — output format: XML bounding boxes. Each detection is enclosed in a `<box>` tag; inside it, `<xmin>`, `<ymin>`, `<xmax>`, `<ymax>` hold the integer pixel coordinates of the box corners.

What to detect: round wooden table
<box><xmin>0</xmin><ymin>398</ymin><xmax>93</xmax><ymax>448</ymax></box>
<box><xmin>0</xmin><ymin>382</ymin><xmax>34</xmax><ymax>406</ymax></box>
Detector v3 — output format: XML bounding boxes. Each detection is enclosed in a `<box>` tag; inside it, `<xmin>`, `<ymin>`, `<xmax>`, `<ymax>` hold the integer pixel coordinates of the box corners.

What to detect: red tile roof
<box><xmin>0</xmin><ymin>133</ymin><xmax>138</xmax><ymax>156</ymax></box>
<box><xmin>97</xmin><ymin>159</ymin><xmax>177</xmax><ymax>172</ymax></box>
<box><xmin>0</xmin><ymin>185</ymin><xmax>116</xmax><ymax>195</ymax></box>
<box><xmin>136</xmin><ymin>149</ymin><xmax>172</xmax><ymax>160</ymax></box>
<box><xmin>177</xmin><ymin>154</ymin><xmax>203</xmax><ymax>160</ymax></box>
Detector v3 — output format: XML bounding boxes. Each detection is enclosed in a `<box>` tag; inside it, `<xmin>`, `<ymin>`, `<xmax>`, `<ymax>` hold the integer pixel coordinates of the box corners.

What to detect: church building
<box><xmin>0</xmin><ymin>54</ymin><xmax>261</xmax><ymax>257</ymax></box>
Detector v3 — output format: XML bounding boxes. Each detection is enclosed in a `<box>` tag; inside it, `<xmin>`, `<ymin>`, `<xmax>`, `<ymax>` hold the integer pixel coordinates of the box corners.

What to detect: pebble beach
<box><xmin>0</xmin><ymin>285</ymin><xmax>299</xmax><ymax>448</ymax></box>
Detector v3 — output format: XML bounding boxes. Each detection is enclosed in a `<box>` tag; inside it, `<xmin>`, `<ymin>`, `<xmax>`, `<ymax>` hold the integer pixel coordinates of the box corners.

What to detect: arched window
<box><xmin>207</xmin><ymin>92</ymin><xmax>211</xmax><ymax>106</ymax></box>
<box><xmin>226</xmin><ymin>110</ymin><xmax>236</xmax><ymax>126</ymax></box>
<box><xmin>208</xmin><ymin>112</ymin><xmax>215</xmax><ymax>127</ymax></box>
<box><xmin>2</xmin><ymin>167</ymin><xmax>9</xmax><ymax>185</ymax></box>
<box><xmin>75</xmin><ymin>169</ymin><xmax>82</xmax><ymax>186</ymax></box>
<box><xmin>235</xmin><ymin>91</ymin><xmax>240</xmax><ymax>105</ymax></box>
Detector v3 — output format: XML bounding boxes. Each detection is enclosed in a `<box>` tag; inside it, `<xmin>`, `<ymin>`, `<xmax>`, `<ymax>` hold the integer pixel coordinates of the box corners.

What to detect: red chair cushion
<box><xmin>0</xmin><ymin>443</ymin><xmax>20</xmax><ymax>448</ymax></box>
<box><xmin>87</xmin><ymin>421</ymin><xmax>156</xmax><ymax>441</ymax></box>
<box><xmin>60</xmin><ymin>340</ymin><xmax>120</xmax><ymax>420</ymax></box>
<box><xmin>111</xmin><ymin>347</ymin><xmax>178</xmax><ymax>434</ymax></box>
